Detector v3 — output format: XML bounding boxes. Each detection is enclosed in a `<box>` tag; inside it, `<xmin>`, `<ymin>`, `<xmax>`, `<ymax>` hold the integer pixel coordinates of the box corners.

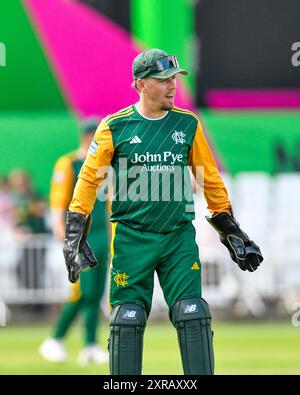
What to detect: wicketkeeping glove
<box><xmin>63</xmin><ymin>211</ymin><xmax>98</xmax><ymax>283</ymax></box>
<box><xmin>206</xmin><ymin>212</ymin><xmax>263</xmax><ymax>272</ymax></box>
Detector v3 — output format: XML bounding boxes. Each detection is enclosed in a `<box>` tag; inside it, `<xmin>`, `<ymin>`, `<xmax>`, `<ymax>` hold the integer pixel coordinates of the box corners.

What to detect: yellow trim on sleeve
<box><xmin>171</xmin><ymin>107</ymin><xmax>198</xmax><ymax>121</ymax></box>
<box><xmin>105</xmin><ymin>106</ymin><xmax>133</xmax><ymax>123</ymax></box>
<box><xmin>106</xmin><ymin>110</ymin><xmax>134</xmax><ymax>125</ymax></box>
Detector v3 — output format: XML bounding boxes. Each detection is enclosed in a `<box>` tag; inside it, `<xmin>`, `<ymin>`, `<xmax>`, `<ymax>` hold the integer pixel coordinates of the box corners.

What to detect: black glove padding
<box><xmin>63</xmin><ymin>211</ymin><xmax>98</xmax><ymax>283</ymax></box>
<box><xmin>206</xmin><ymin>212</ymin><xmax>263</xmax><ymax>272</ymax></box>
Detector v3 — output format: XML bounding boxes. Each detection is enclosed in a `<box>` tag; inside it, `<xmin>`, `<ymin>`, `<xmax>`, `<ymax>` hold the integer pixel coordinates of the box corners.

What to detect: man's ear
<box><xmin>137</xmin><ymin>78</ymin><xmax>144</xmax><ymax>92</ymax></box>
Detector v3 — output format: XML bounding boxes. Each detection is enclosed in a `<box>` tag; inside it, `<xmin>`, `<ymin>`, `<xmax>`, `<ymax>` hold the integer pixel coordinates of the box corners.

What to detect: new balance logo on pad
<box><xmin>130</xmin><ymin>136</ymin><xmax>142</xmax><ymax>144</ymax></box>
<box><xmin>122</xmin><ymin>310</ymin><xmax>137</xmax><ymax>319</ymax></box>
<box><xmin>184</xmin><ymin>304</ymin><xmax>198</xmax><ymax>314</ymax></box>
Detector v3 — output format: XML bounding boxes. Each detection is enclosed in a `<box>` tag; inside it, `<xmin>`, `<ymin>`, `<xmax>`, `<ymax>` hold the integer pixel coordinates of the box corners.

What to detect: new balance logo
<box><xmin>184</xmin><ymin>304</ymin><xmax>198</xmax><ymax>314</ymax></box>
<box><xmin>122</xmin><ymin>310</ymin><xmax>137</xmax><ymax>319</ymax></box>
<box><xmin>191</xmin><ymin>262</ymin><xmax>200</xmax><ymax>270</ymax></box>
<box><xmin>129</xmin><ymin>136</ymin><xmax>142</xmax><ymax>144</ymax></box>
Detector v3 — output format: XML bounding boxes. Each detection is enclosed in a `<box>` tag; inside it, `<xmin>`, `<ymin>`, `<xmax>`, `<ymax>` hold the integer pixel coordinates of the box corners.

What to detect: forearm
<box><xmin>69</xmin><ymin>176</ymin><xmax>100</xmax><ymax>215</ymax></box>
<box><xmin>204</xmin><ymin>179</ymin><xmax>231</xmax><ymax>214</ymax></box>
<box><xmin>192</xmin><ymin>165</ymin><xmax>231</xmax><ymax>213</ymax></box>
<box><xmin>190</xmin><ymin>121</ymin><xmax>231</xmax><ymax>214</ymax></box>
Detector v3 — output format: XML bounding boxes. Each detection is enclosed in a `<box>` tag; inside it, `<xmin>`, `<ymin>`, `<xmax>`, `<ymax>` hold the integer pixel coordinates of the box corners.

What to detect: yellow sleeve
<box><xmin>188</xmin><ymin>120</ymin><xmax>231</xmax><ymax>214</ymax></box>
<box><xmin>50</xmin><ymin>156</ymin><xmax>74</xmax><ymax>209</ymax></box>
<box><xmin>69</xmin><ymin>120</ymin><xmax>114</xmax><ymax>215</ymax></box>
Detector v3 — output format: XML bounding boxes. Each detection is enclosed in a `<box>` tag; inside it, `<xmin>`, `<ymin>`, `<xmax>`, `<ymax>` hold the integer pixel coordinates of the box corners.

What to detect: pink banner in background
<box><xmin>24</xmin><ymin>0</ymin><xmax>195</xmax><ymax>116</ymax></box>
<box><xmin>206</xmin><ymin>89</ymin><xmax>300</xmax><ymax>109</ymax></box>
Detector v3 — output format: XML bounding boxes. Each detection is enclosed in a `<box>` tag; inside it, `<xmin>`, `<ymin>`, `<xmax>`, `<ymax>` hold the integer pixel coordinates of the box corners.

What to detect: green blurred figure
<box><xmin>39</xmin><ymin>118</ymin><xmax>109</xmax><ymax>365</ymax></box>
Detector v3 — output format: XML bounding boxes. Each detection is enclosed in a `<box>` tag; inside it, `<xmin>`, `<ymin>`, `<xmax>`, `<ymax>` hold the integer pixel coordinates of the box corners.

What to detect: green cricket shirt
<box><xmin>69</xmin><ymin>105</ymin><xmax>230</xmax><ymax>233</ymax></box>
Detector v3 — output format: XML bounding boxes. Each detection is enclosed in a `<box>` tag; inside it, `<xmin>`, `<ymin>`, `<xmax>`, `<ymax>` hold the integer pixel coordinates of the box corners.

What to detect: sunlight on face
<box><xmin>142</xmin><ymin>75</ymin><xmax>177</xmax><ymax>111</ymax></box>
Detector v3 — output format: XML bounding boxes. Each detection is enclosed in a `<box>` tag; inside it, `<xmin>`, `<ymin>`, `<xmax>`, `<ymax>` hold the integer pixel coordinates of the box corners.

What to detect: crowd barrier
<box><xmin>1</xmin><ymin>172</ymin><xmax>300</xmax><ymax>319</ymax></box>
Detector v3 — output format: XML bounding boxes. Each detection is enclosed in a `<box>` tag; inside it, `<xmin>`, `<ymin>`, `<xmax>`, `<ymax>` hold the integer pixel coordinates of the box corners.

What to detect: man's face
<box><xmin>140</xmin><ymin>75</ymin><xmax>177</xmax><ymax>111</ymax></box>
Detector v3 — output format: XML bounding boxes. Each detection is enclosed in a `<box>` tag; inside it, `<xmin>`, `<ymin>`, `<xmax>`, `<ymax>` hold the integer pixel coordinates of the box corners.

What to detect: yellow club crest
<box><xmin>114</xmin><ymin>272</ymin><xmax>129</xmax><ymax>287</ymax></box>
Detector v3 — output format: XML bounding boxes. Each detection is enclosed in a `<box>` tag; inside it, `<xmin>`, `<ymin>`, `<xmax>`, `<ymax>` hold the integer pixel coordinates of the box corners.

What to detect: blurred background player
<box><xmin>9</xmin><ymin>169</ymin><xmax>49</xmax><ymax>294</ymax></box>
<box><xmin>39</xmin><ymin>118</ymin><xmax>109</xmax><ymax>365</ymax></box>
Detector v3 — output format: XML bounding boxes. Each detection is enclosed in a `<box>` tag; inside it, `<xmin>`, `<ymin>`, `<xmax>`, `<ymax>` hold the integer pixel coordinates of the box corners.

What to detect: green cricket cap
<box><xmin>132</xmin><ymin>48</ymin><xmax>188</xmax><ymax>80</ymax></box>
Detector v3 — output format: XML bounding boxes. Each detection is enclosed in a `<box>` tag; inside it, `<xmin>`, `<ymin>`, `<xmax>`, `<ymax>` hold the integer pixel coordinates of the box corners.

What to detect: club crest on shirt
<box><xmin>172</xmin><ymin>130</ymin><xmax>186</xmax><ymax>144</ymax></box>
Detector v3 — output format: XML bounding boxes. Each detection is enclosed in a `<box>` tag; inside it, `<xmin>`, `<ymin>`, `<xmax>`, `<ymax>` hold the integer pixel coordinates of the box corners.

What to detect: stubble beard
<box><xmin>160</xmin><ymin>102</ymin><xmax>174</xmax><ymax>111</ymax></box>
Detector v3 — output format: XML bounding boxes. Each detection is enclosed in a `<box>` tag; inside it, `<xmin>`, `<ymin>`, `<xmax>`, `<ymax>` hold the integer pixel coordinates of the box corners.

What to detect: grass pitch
<box><xmin>0</xmin><ymin>320</ymin><xmax>299</xmax><ymax>375</ymax></box>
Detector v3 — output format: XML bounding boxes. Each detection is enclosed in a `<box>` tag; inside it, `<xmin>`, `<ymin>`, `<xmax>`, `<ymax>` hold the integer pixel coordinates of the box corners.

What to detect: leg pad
<box><xmin>109</xmin><ymin>303</ymin><xmax>147</xmax><ymax>375</ymax></box>
<box><xmin>171</xmin><ymin>297</ymin><xmax>214</xmax><ymax>375</ymax></box>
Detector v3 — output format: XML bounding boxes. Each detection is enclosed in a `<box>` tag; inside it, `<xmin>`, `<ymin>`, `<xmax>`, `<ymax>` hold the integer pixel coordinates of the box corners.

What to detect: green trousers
<box><xmin>110</xmin><ymin>221</ymin><xmax>202</xmax><ymax>315</ymax></box>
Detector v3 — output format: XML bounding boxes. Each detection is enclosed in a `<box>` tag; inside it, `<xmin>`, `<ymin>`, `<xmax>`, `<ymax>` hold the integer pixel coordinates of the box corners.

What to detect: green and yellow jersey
<box><xmin>70</xmin><ymin>105</ymin><xmax>230</xmax><ymax>233</ymax></box>
<box><xmin>51</xmin><ymin>150</ymin><xmax>107</xmax><ymax>235</ymax></box>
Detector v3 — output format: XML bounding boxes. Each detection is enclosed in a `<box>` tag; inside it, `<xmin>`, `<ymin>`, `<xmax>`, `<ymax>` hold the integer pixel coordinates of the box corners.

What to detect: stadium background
<box><xmin>1</xmin><ymin>0</ymin><xmax>300</xmax><ymax>374</ymax></box>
